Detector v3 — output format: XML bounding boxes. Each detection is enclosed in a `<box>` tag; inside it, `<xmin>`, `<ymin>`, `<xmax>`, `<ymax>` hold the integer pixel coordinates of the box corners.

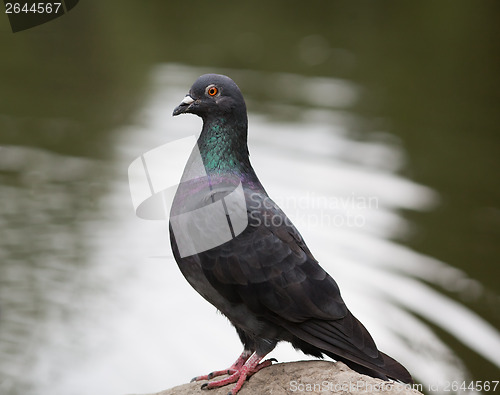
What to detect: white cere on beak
<box><xmin>181</xmin><ymin>95</ymin><xmax>195</xmax><ymax>105</ymax></box>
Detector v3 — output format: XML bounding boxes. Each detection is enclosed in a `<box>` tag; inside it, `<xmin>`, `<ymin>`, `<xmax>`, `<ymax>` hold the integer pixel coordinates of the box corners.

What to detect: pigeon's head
<box><xmin>173</xmin><ymin>74</ymin><xmax>247</xmax><ymax>120</ymax></box>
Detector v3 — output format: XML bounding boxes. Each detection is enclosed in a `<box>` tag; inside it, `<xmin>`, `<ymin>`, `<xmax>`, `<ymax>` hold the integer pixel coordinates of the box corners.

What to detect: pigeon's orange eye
<box><xmin>207</xmin><ymin>86</ymin><xmax>218</xmax><ymax>96</ymax></box>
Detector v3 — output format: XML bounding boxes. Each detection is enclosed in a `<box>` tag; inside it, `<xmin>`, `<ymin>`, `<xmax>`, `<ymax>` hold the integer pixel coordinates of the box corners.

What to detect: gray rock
<box><xmin>142</xmin><ymin>361</ymin><xmax>422</xmax><ymax>395</ymax></box>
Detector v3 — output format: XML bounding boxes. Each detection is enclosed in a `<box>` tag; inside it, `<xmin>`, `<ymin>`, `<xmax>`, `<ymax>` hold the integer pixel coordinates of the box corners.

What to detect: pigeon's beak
<box><xmin>173</xmin><ymin>95</ymin><xmax>195</xmax><ymax>116</ymax></box>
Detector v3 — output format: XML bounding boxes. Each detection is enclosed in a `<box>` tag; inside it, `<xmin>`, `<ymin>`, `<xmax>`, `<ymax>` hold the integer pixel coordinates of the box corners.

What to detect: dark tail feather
<box><xmin>325</xmin><ymin>350</ymin><xmax>413</xmax><ymax>384</ymax></box>
<box><xmin>285</xmin><ymin>316</ymin><xmax>414</xmax><ymax>384</ymax></box>
<box><xmin>379</xmin><ymin>351</ymin><xmax>414</xmax><ymax>384</ymax></box>
<box><xmin>284</xmin><ymin>311</ymin><xmax>413</xmax><ymax>384</ymax></box>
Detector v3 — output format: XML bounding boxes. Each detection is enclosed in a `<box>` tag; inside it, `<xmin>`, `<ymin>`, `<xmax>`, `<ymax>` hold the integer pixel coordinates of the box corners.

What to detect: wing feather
<box><xmin>198</xmin><ymin>191</ymin><xmax>347</xmax><ymax>322</ymax></box>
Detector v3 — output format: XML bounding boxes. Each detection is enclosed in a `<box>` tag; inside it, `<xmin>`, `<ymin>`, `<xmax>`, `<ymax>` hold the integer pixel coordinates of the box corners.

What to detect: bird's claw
<box><xmin>190</xmin><ymin>352</ymin><xmax>275</xmax><ymax>394</ymax></box>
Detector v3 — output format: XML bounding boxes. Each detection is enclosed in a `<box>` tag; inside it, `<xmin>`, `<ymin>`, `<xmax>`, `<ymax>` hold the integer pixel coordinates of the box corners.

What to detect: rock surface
<box><xmin>144</xmin><ymin>360</ymin><xmax>422</xmax><ymax>395</ymax></box>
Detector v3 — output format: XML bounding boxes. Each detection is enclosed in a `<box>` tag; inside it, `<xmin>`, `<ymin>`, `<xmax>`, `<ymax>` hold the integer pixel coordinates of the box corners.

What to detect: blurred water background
<box><xmin>1</xmin><ymin>2</ymin><xmax>499</xmax><ymax>394</ymax></box>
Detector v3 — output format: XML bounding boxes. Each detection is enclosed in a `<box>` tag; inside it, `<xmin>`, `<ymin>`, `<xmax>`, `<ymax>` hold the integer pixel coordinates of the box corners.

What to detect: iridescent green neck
<box><xmin>198</xmin><ymin>117</ymin><xmax>251</xmax><ymax>175</ymax></box>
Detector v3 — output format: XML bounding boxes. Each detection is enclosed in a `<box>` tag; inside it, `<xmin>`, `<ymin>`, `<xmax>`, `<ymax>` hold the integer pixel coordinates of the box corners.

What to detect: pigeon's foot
<box><xmin>190</xmin><ymin>349</ymin><xmax>252</xmax><ymax>382</ymax></box>
<box><xmin>196</xmin><ymin>352</ymin><xmax>276</xmax><ymax>395</ymax></box>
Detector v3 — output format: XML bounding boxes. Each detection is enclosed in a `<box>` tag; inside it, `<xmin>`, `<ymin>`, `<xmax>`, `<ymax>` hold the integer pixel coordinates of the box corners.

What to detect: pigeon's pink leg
<box><xmin>191</xmin><ymin>349</ymin><xmax>252</xmax><ymax>382</ymax></box>
<box><xmin>199</xmin><ymin>352</ymin><xmax>276</xmax><ymax>394</ymax></box>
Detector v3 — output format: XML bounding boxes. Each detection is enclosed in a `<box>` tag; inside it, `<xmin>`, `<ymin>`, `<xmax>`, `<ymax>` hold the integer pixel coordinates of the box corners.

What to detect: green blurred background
<box><xmin>1</xmin><ymin>1</ymin><xmax>499</xmax><ymax>394</ymax></box>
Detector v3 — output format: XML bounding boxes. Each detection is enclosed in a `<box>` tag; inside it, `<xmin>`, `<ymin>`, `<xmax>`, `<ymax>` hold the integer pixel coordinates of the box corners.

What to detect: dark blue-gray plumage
<box><xmin>169</xmin><ymin>74</ymin><xmax>413</xmax><ymax>394</ymax></box>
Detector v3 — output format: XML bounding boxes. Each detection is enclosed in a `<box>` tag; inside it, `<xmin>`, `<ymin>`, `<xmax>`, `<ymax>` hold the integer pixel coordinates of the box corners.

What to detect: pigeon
<box><xmin>170</xmin><ymin>74</ymin><xmax>413</xmax><ymax>394</ymax></box>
